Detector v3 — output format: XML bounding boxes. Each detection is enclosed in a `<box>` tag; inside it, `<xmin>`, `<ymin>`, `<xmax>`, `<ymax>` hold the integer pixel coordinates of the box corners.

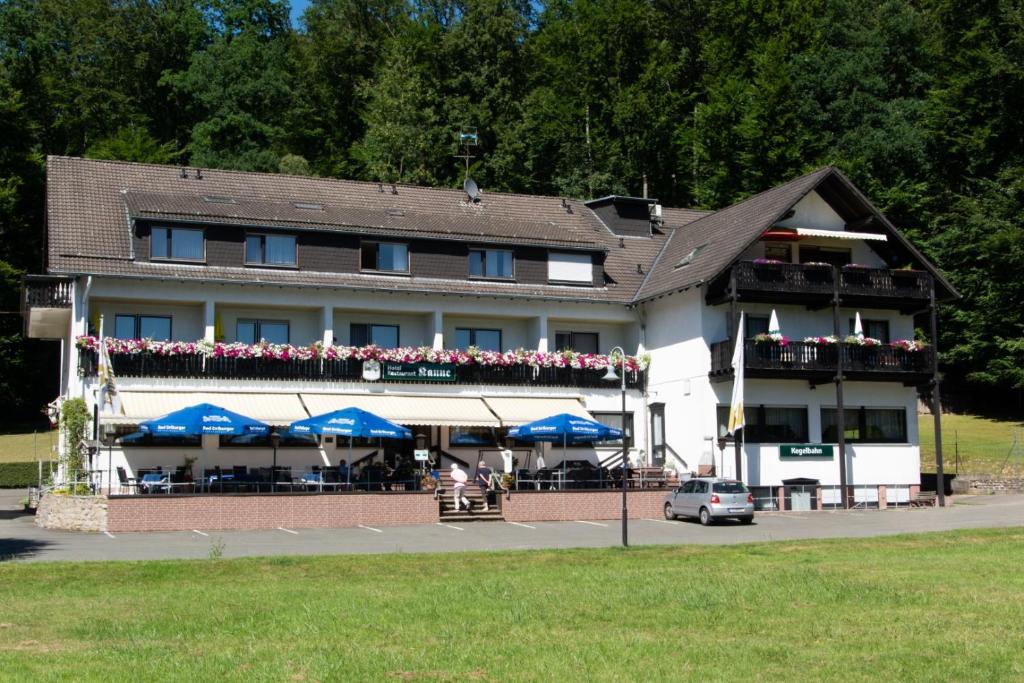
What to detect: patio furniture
<box><xmin>116</xmin><ymin>467</ymin><xmax>138</xmax><ymax>494</ymax></box>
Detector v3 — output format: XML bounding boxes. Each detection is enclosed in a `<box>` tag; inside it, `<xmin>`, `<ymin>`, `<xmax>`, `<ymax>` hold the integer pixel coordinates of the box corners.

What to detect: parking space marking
<box><xmin>103</xmin><ymin>531</ymin><xmax>116</xmax><ymax>539</ymax></box>
<box><xmin>358</xmin><ymin>524</ymin><xmax>382</xmax><ymax>533</ymax></box>
<box><xmin>575</xmin><ymin>520</ymin><xmax>608</xmax><ymax>527</ymax></box>
<box><xmin>192</xmin><ymin>530</ymin><xmax>209</xmax><ymax>537</ymax></box>
<box><xmin>643</xmin><ymin>518</ymin><xmax>677</xmax><ymax>525</ymax></box>
<box><xmin>437</xmin><ymin>523</ymin><xmax>464</xmax><ymax>531</ymax></box>
<box><xmin>277</xmin><ymin>527</ymin><xmax>299</xmax><ymax>535</ymax></box>
<box><xmin>507</xmin><ymin>522</ymin><xmax>536</xmax><ymax>529</ymax></box>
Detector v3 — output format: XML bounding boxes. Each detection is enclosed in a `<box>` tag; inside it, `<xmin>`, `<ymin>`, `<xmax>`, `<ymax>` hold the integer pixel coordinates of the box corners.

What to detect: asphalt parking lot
<box><xmin>1</xmin><ymin>491</ymin><xmax>1021</xmax><ymax>562</ymax></box>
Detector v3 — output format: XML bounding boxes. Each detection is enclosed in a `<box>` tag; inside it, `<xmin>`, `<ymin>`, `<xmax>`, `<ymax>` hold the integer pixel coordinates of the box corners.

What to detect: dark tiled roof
<box><xmin>46</xmin><ymin>157</ymin><xmax>696</xmax><ymax>302</ymax></box>
<box><xmin>635</xmin><ymin>168</ymin><xmax>835</xmax><ymax>300</ymax></box>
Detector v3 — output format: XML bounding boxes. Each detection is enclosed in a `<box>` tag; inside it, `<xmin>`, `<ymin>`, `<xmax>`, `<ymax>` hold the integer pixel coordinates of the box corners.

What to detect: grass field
<box><xmin>919</xmin><ymin>413</ymin><xmax>1024</xmax><ymax>475</ymax></box>
<box><xmin>0</xmin><ymin>429</ymin><xmax>58</xmax><ymax>463</ymax></box>
<box><xmin>1</xmin><ymin>528</ymin><xmax>1022</xmax><ymax>681</ymax></box>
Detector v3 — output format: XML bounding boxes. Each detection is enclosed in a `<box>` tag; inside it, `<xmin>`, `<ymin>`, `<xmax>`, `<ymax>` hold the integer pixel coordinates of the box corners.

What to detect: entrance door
<box><xmin>649</xmin><ymin>403</ymin><xmax>666</xmax><ymax>467</ymax></box>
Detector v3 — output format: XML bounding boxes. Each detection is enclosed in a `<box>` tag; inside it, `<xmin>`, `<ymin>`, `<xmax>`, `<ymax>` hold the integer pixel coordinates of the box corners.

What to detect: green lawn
<box><xmin>0</xmin><ymin>429</ymin><xmax>58</xmax><ymax>463</ymax></box>
<box><xmin>1</xmin><ymin>528</ymin><xmax>1022</xmax><ymax>681</ymax></box>
<box><xmin>919</xmin><ymin>413</ymin><xmax>1024</xmax><ymax>475</ymax></box>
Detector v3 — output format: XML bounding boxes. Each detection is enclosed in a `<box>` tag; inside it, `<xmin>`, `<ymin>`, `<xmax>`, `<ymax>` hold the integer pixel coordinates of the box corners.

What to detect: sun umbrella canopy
<box><xmin>138</xmin><ymin>403</ymin><xmax>269</xmax><ymax>436</ymax></box>
<box><xmin>769</xmin><ymin>309</ymin><xmax>781</xmax><ymax>335</ymax></box>
<box><xmin>288</xmin><ymin>407</ymin><xmax>413</xmax><ymax>440</ymax></box>
<box><xmin>854</xmin><ymin>312</ymin><xmax>864</xmax><ymax>340</ymax></box>
<box><xmin>508</xmin><ymin>413</ymin><xmax>623</xmax><ymax>444</ymax></box>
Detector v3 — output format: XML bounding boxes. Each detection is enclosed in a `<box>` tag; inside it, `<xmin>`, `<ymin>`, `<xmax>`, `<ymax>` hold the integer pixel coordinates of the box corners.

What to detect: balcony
<box><xmin>23</xmin><ymin>275</ymin><xmax>73</xmax><ymax>338</ymax></box>
<box><xmin>78</xmin><ymin>349</ymin><xmax>645</xmax><ymax>389</ymax></box>
<box><xmin>709</xmin><ymin>339</ymin><xmax>933</xmax><ymax>385</ymax></box>
<box><xmin>707</xmin><ymin>262</ymin><xmax>932</xmax><ymax>311</ymax></box>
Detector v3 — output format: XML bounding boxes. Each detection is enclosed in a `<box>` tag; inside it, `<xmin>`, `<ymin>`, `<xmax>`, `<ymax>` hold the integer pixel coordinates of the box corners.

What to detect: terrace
<box><xmin>22</xmin><ymin>275</ymin><xmax>73</xmax><ymax>338</ymax></box>
<box><xmin>709</xmin><ymin>339</ymin><xmax>933</xmax><ymax>385</ymax></box>
<box><xmin>706</xmin><ymin>261</ymin><xmax>933</xmax><ymax>311</ymax></box>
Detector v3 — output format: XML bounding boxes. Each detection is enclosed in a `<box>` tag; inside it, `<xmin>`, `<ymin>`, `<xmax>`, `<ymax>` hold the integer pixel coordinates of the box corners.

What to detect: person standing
<box><xmin>476</xmin><ymin>459</ymin><xmax>492</xmax><ymax>511</ymax></box>
<box><xmin>450</xmin><ymin>463</ymin><xmax>471</xmax><ymax>512</ymax></box>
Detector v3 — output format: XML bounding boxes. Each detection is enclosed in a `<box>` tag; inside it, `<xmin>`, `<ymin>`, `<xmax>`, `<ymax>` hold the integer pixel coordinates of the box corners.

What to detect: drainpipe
<box><xmin>632</xmin><ymin>305</ymin><xmax>649</xmax><ymax>463</ymax></box>
<box><xmin>929</xmin><ymin>279</ymin><xmax>946</xmax><ymax>506</ymax></box>
<box><xmin>832</xmin><ymin>266</ymin><xmax>849</xmax><ymax>508</ymax></box>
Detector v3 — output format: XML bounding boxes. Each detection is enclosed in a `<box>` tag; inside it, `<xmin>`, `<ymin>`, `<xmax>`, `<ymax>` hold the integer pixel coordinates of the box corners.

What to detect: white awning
<box><xmin>102</xmin><ymin>391</ymin><xmax>308</xmax><ymax>426</ymax></box>
<box><xmin>795</xmin><ymin>227</ymin><xmax>887</xmax><ymax>241</ymax></box>
<box><xmin>482</xmin><ymin>396</ymin><xmax>593</xmax><ymax>426</ymax></box>
<box><xmin>300</xmin><ymin>393</ymin><xmax>499</xmax><ymax>427</ymax></box>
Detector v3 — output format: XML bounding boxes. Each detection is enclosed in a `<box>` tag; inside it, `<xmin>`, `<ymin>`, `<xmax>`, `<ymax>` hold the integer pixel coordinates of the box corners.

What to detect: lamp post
<box><xmin>602</xmin><ymin>346</ymin><xmax>629</xmax><ymax>548</ymax></box>
<box><xmin>269</xmin><ymin>431</ymin><xmax>282</xmax><ymax>493</ymax></box>
<box><xmin>104</xmin><ymin>424</ymin><xmax>116</xmax><ymax>495</ymax></box>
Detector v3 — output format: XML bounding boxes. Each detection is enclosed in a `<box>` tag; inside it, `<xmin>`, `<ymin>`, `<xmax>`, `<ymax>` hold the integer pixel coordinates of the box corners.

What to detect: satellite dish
<box><xmin>463</xmin><ymin>176</ymin><xmax>480</xmax><ymax>201</ymax></box>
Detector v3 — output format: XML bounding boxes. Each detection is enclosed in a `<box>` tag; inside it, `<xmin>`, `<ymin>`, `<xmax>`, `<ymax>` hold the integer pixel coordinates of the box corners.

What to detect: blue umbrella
<box><xmin>139</xmin><ymin>403</ymin><xmax>269</xmax><ymax>436</ymax></box>
<box><xmin>288</xmin><ymin>408</ymin><xmax>413</xmax><ymax>485</ymax></box>
<box><xmin>508</xmin><ymin>413</ymin><xmax>623</xmax><ymax>478</ymax></box>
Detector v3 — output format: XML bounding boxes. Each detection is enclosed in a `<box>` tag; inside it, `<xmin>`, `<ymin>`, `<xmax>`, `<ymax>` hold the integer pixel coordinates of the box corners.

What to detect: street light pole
<box><xmin>603</xmin><ymin>346</ymin><xmax>629</xmax><ymax>548</ymax></box>
<box><xmin>270</xmin><ymin>431</ymin><xmax>282</xmax><ymax>493</ymax></box>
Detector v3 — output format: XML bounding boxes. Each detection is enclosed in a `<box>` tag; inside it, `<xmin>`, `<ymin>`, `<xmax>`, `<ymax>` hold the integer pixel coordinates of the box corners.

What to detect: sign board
<box><xmin>780</xmin><ymin>444</ymin><xmax>834</xmax><ymax>459</ymax></box>
<box><xmin>362</xmin><ymin>359</ymin><xmax>381</xmax><ymax>381</ymax></box>
<box><xmin>382</xmin><ymin>362</ymin><xmax>456</xmax><ymax>383</ymax></box>
<box><xmin>414</xmin><ymin>449</ymin><xmax>430</xmax><ymax>462</ymax></box>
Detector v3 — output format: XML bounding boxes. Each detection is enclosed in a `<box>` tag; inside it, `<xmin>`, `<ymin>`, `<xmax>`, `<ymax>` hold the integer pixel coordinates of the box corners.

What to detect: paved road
<box><xmin>1</xmin><ymin>491</ymin><xmax>1021</xmax><ymax>563</ymax></box>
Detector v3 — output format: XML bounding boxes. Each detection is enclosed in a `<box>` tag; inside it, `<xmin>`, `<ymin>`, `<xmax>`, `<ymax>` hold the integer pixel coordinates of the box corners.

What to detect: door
<box><xmin>649</xmin><ymin>403</ymin><xmax>666</xmax><ymax>467</ymax></box>
<box><xmin>673</xmin><ymin>480</ymin><xmax>696</xmax><ymax>515</ymax></box>
<box><xmin>691</xmin><ymin>480</ymin><xmax>709</xmax><ymax>514</ymax></box>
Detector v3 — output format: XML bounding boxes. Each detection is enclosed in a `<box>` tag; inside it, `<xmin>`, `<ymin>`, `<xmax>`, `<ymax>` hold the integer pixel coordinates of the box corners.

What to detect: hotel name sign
<box><xmin>364</xmin><ymin>360</ymin><xmax>457</xmax><ymax>383</ymax></box>
<box><xmin>779</xmin><ymin>444</ymin><xmax>835</xmax><ymax>459</ymax></box>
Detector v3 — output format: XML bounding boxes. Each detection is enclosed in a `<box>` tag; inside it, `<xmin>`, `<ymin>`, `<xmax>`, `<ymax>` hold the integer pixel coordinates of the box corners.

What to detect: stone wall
<box><xmin>106</xmin><ymin>492</ymin><xmax>440</xmax><ymax>532</ymax></box>
<box><xmin>36</xmin><ymin>494</ymin><xmax>108</xmax><ymax>532</ymax></box>
<box><xmin>502</xmin><ymin>490</ymin><xmax>666</xmax><ymax>522</ymax></box>
<box><xmin>951</xmin><ymin>476</ymin><xmax>1024</xmax><ymax>495</ymax></box>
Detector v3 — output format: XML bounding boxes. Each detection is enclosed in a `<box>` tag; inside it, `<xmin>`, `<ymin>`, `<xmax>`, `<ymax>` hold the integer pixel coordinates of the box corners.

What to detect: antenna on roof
<box><xmin>454</xmin><ymin>126</ymin><xmax>478</xmax><ymax>181</ymax></box>
<box><xmin>195</xmin><ymin>169</ymin><xmax>203</xmax><ymax>180</ymax></box>
<box><xmin>463</xmin><ymin>177</ymin><xmax>480</xmax><ymax>202</ymax></box>
<box><xmin>180</xmin><ymin>167</ymin><xmax>188</xmax><ymax>179</ymax></box>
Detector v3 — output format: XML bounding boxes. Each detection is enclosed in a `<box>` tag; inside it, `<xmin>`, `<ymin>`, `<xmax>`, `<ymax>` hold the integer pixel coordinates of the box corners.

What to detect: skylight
<box><xmin>202</xmin><ymin>195</ymin><xmax>237</xmax><ymax>204</ymax></box>
<box><xmin>293</xmin><ymin>202</ymin><xmax>323</xmax><ymax>211</ymax></box>
<box><xmin>676</xmin><ymin>242</ymin><xmax>709</xmax><ymax>268</ymax></box>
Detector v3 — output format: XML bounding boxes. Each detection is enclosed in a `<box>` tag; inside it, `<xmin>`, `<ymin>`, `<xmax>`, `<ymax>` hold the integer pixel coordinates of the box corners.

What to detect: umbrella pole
<box><xmin>563</xmin><ymin>434</ymin><xmax>567</xmax><ymax>489</ymax></box>
<box><xmin>348</xmin><ymin>436</ymin><xmax>353</xmax><ymax>487</ymax></box>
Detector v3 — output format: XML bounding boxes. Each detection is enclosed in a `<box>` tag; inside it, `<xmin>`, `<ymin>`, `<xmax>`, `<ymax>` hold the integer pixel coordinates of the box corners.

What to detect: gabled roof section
<box><xmin>634</xmin><ymin>167</ymin><xmax>958</xmax><ymax>301</ymax></box>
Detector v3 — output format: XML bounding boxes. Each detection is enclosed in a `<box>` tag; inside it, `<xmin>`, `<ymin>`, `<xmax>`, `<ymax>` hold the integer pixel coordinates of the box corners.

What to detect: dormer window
<box><xmin>547</xmin><ymin>251</ymin><xmax>593</xmax><ymax>284</ymax></box>
<box><xmin>245</xmin><ymin>233</ymin><xmax>297</xmax><ymax>267</ymax></box>
<box><xmin>361</xmin><ymin>241</ymin><xmax>408</xmax><ymax>273</ymax></box>
<box><xmin>469</xmin><ymin>248</ymin><xmax>513</xmax><ymax>279</ymax></box>
<box><xmin>151</xmin><ymin>226</ymin><xmax>204</xmax><ymax>262</ymax></box>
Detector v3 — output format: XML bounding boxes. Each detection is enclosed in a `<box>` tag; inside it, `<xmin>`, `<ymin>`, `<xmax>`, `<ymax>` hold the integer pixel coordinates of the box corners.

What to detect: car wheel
<box><xmin>663</xmin><ymin>503</ymin><xmax>677</xmax><ymax>521</ymax></box>
<box><xmin>699</xmin><ymin>507</ymin><xmax>713</xmax><ymax>526</ymax></box>
<box><xmin>739</xmin><ymin>516</ymin><xmax>754</xmax><ymax>525</ymax></box>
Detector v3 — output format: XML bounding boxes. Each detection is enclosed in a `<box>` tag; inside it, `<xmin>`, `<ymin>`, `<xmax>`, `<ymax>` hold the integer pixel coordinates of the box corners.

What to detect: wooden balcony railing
<box><xmin>78</xmin><ymin>349</ymin><xmax>644</xmax><ymax>389</ymax></box>
<box><xmin>23</xmin><ymin>275</ymin><xmax>73</xmax><ymax>308</ymax></box>
<box><xmin>728</xmin><ymin>262</ymin><xmax>931</xmax><ymax>302</ymax></box>
<box><xmin>709</xmin><ymin>339</ymin><xmax>933</xmax><ymax>381</ymax></box>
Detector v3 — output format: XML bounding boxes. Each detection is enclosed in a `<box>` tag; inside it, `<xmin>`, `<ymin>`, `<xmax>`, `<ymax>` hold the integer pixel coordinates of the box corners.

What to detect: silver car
<box><xmin>663</xmin><ymin>478</ymin><xmax>754</xmax><ymax>525</ymax></box>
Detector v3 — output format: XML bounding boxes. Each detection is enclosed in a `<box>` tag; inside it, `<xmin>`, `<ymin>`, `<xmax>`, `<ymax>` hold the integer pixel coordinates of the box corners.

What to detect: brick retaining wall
<box><xmin>501</xmin><ymin>490</ymin><xmax>667</xmax><ymax>522</ymax></box>
<box><xmin>106</xmin><ymin>492</ymin><xmax>439</xmax><ymax>532</ymax></box>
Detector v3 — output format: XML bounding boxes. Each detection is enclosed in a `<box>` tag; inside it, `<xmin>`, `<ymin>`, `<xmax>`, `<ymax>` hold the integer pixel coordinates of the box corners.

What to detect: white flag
<box><xmin>97</xmin><ymin>337</ymin><xmax>123</xmax><ymax>416</ymax></box>
<box><xmin>727</xmin><ymin>312</ymin><xmax>745</xmax><ymax>435</ymax></box>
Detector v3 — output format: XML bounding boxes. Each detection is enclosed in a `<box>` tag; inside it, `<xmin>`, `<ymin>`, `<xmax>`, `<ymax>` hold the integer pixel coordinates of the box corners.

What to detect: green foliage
<box><xmin>0</xmin><ymin>461</ymin><xmax>54</xmax><ymax>487</ymax></box>
<box><xmin>59</xmin><ymin>398</ymin><xmax>89</xmax><ymax>479</ymax></box>
<box><xmin>86</xmin><ymin>127</ymin><xmax>180</xmax><ymax>165</ymax></box>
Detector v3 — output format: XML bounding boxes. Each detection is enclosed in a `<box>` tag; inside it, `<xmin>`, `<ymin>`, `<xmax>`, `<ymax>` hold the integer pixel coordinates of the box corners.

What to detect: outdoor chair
<box><xmin>116</xmin><ymin>467</ymin><xmax>138</xmax><ymax>494</ymax></box>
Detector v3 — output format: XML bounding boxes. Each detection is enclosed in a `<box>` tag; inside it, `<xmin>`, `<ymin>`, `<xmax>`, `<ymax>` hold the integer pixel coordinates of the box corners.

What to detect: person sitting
<box><xmin>338</xmin><ymin>459</ymin><xmax>350</xmax><ymax>486</ymax></box>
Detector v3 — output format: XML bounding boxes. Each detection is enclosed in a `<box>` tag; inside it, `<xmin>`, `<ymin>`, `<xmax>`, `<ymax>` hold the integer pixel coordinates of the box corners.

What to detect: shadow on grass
<box><xmin>0</xmin><ymin>537</ymin><xmax>54</xmax><ymax>561</ymax></box>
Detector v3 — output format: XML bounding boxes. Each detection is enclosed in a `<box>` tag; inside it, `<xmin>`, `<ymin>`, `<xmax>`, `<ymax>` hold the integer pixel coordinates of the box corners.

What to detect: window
<box><xmin>245</xmin><ymin>234</ymin><xmax>296</xmax><ymax>266</ymax></box>
<box><xmin>681</xmin><ymin>480</ymin><xmax>696</xmax><ymax>493</ymax></box>
<box><xmin>350</xmin><ymin>323</ymin><xmax>399</xmax><ymax>348</ymax></box>
<box><xmin>548</xmin><ymin>251</ymin><xmax>593</xmax><ymax>283</ymax></box>
<box><xmin>449</xmin><ymin>427</ymin><xmax>498</xmax><ymax>447</ymax></box>
<box><xmin>236</xmin><ymin>319</ymin><xmax>289</xmax><ymax>344</ymax></box>
<box><xmin>554</xmin><ymin>332</ymin><xmax>599</xmax><ymax>354</ymax></box>
<box><xmin>113</xmin><ymin>314</ymin><xmax>171</xmax><ymax>340</ymax></box>
<box><xmin>764</xmin><ymin>243</ymin><xmax>792</xmax><ymax>262</ymax></box>
<box><xmin>151</xmin><ymin>227</ymin><xmax>204</xmax><ymax>261</ymax></box>
<box><xmin>799</xmin><ymin>245</ymin><xmax>850</xmax><ymax>267</ymax></box>
<box><xmin>717</xmin><ymin>405</ymin><xmax>809</xmax><ymax>443</ymax></box>
<box><xmin>713</xmin><ymin>481</ymin><xmax>748</xmax><ymax>494</ymax></box>
<box><xmin>746</xmin><ymin>316</ymin><xmax>769</xmax><ymax>338</ymax></box>
<box><xmin>361</xmin><ymin>241</ymin><xmax>408</xmax><ymax>273</ymax></box>
<box><xmin>219</xmin><ymin>432</ymin><xmax>318</xmax><ymax>448</ymax></box>
<box><xmin>455</xmin><ymin>327</ymin><xmax>501</xmax><ymax>351</ymax></box>
<box><xmin>848</xmin><ymin>318</ymin><xmax>890</xmax><ymax>343</ymax></box>
<box><xmin>116</xmin><ymin>430</ymin><xmax>200</xmax><ymax>448</ymax></box>
<box><xmin>589</xmin><ymin>412</ymin><xmax>633</xmax><ymax>447</ymax></box>
<box><xmin>469</xmin><ymin>249</ymin><xmax>513</xmax><ymax>279</ymax></box>
<box><xmin>821</xmin><ymin>407</ymin><xmax>907</xmax><ymax>443</ymax></box>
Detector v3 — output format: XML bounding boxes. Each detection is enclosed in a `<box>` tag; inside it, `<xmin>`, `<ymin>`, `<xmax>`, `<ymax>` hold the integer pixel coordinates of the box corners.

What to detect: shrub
<box><xmin>0</xmin><ymin>461</ymin><xmax>55</xmax><ymax>488</ymax></box>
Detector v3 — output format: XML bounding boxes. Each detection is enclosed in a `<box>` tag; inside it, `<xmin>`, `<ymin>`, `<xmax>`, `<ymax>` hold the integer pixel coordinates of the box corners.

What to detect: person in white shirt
<box><xmin>450</xmin><ymin>463</ymin><xmax>471</xmax><ymax>512</ymax></box>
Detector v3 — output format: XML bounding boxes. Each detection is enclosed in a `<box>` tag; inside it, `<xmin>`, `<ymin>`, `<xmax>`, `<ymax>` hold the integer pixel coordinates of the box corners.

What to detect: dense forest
<box><xmin>0</xmin><ymin>0</ymin><xmax>1022</xmax><ymax>424</ymax></box>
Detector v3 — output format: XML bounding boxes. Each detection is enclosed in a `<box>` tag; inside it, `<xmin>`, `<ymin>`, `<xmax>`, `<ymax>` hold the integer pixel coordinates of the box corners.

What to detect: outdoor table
<box><xmin>140</xmin><ymin>472</ymin><xmax>168</xmax><ymax>494</ymax></box>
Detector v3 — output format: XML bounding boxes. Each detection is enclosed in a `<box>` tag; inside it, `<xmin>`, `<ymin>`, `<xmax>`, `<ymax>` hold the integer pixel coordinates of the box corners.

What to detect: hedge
<box><xmin>0</xmin><ymin>462</ymin><xmax>54</xmax><ymax>488</ymax></box>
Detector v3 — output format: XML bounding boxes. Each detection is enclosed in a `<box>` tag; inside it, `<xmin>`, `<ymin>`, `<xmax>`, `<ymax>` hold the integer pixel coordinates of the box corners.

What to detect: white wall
<box><xmin>775</xmin><ymin>191</ymin><xmax>846</xmax><ymax>230</ymax></box>
<box><xmin>92</xmin><ymin>299</ymin><xmax>204</xmax><ymax>340</ymax></box>
<box><xmin>217</xmin><ymin>305</ymin><xmax>321</xmax><ymax>345</ymax></box>
<box><xmin>333</xmin><ymin>310</ymin><xmax>432</xmax><ymax>347</ymax></box>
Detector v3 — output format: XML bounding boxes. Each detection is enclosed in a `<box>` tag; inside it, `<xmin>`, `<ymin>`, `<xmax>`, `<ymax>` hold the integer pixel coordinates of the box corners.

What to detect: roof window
<box><xmin>676</xmin><ymin>242</ymin><xmax>708</xmax><ymax>268</ymax></box>
<box><xmin>293</xmin><ymin>202</ymin><xmax>323</xmax><ymax>211</ymax></box>
<box><xmin>202</xmin><ymin>195</ymin><xmax>237</xmax><ymax>204</ymax></box>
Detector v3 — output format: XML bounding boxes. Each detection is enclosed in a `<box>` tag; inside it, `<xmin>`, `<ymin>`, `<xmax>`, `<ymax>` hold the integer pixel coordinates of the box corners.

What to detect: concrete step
<box><xmin>440</xmin><ymin>513</ymin><xmax>504</xmax><ymax>523</ymax></box>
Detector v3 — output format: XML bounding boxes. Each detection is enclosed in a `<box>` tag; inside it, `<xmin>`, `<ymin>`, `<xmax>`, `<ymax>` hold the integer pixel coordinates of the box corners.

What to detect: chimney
<box><xmin>642</xmin><ymin>175</ymin><xmax>648</xmax><ymax>199</ymax></box>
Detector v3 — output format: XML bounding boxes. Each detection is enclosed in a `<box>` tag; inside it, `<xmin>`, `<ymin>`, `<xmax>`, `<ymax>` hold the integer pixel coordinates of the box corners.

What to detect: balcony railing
<box><xmin>23</xmin><ymin>275</ymin><xmax>73</xmax><ymax>308</ymax></box>
<box><xmin>78</xmin><ymin>349</ymin><xmax>644</xmax><ymax>389</ymax></box>
<box><xmin>709</xmin><ymin>339</ymin><xmax>933</xmax><ymax>382</ymax></box>
<box><xmin>726</xmin><ymin>262</ymin><xmax>931</xmax><ymax>303</ymax></box>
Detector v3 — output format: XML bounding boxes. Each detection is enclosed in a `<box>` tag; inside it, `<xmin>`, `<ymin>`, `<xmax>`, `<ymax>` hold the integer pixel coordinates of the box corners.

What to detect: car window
<box><xmin>681</xmin><ymin>480</ymin><xmax>696</xmax><ymax>493</ymax></box>
<box><xmin>695</xmin><ymin>481</ymin><xmax>708</xmax><ymax>494</ymax></box>
<box><xmin>713</xmin><ymin>482</ymin><xmax>748</xmax><ymax>494</ymax></box>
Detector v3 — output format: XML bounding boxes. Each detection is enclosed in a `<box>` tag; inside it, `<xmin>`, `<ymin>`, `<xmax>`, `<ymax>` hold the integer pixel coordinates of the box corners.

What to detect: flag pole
<box><xmin>728</xmin><ymin>312</ymin><xmax>746</xmax><ymax>482</ymax></box>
